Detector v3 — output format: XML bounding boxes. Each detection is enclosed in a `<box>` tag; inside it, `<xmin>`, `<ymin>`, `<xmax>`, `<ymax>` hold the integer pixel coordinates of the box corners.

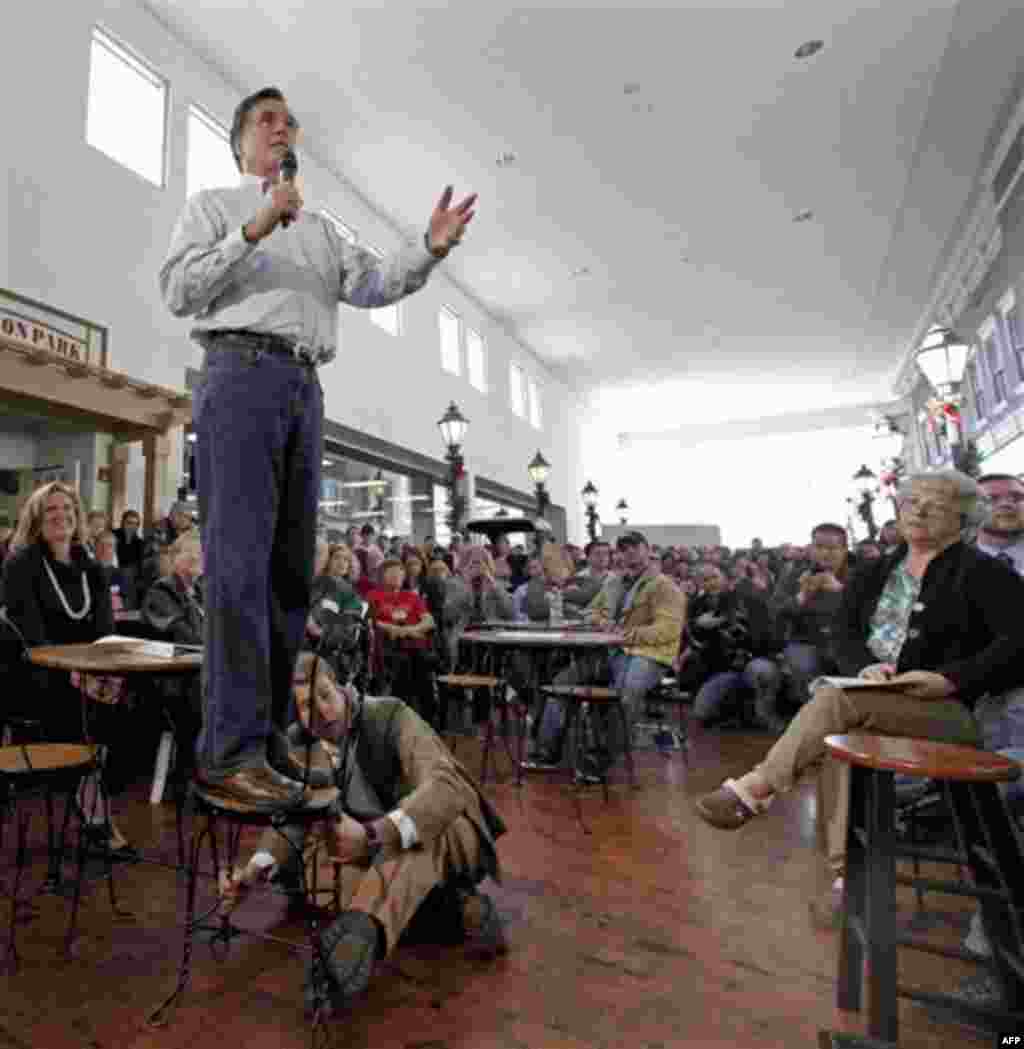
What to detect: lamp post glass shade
<box><xmin>581</xmin><ymin>480</ymin><xmax>599</xmax><ymax>508</ymax></box>
<box><xmin>437</xmin><ymin>401</ymin><xmax>469</xmax><ymax>451</ymax></box>
<box><xmin>528</xmin><ymin>450</ymin><xmax>551</xmax><ymax>487</ymax></box>
<box><xmin>916</xmin><ymin>327</ymin><xmax>968</xmax><ymax>394</ymax></box>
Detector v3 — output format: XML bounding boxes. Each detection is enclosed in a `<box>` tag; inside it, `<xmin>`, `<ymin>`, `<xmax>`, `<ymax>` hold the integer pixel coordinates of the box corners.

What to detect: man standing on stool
<box><xmin>160</xmin><ymin>86</ymin><xmax>475</xmax><ymax>810</ymax></box>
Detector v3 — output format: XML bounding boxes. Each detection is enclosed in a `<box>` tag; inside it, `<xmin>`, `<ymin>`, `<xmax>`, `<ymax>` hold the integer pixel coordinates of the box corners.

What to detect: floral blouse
<box><xmin>866</xmin><ymin>558</ymin><xmax>922</xmax><ymax>665</ymax></box>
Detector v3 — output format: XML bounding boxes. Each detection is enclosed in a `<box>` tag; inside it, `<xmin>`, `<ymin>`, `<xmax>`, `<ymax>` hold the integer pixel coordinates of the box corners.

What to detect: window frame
<box><xmin>185</xmin><ymin>102</ymin><xmax>237</xmax><ymax>198</ymax></box>
<box><xmin>466</xmin><ymin>325</ymin><xmax>487</xmax><ymax>392</ymax></box>
<box><xmin>509</xmin><ymin>362</ymin><xmax>526</xmax><ymax>418</ymax></box>
<box><xmin>997</xmin><ymin>287</ymin><xmax>1024</xmax><ymax>385</ymax></box>
<box><xmin>439</xmin><ymin>305</ymin><xmax>462</xmax><ymax>376</ymax></box>
<box><xmin>86</xmin><ymin>25</ymin><xmax>169</xmax><ymax>189</ymax></box>
<box><xmin>980</xmin><ymin>317</ymin><xmax>1008</xmax><ymax>408</ymax></box>
<box><xmin>527</xmin><ymin>375</ymin><xmax>542</xmax><ymax>429</ymax></box>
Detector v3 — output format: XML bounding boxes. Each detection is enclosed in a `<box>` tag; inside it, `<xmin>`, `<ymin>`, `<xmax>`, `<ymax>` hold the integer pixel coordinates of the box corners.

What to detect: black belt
<box><xmin>206</xmin><ymin>328</ymin><xmax>318</xmax><ymax>364</ymax></box>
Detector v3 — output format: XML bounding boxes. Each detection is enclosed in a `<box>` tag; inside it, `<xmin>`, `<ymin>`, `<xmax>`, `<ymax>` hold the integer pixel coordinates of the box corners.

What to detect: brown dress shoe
<box><xmin>695</xmin><ymin>781</ymin><xmax>762</xmax><ymax>830</ymax></box>
<box><xmin>461</xmin><ymin>890</ymin><xmax>509</xmax><ymax>959</ymax></box>
<box><xmin>197</xmin><ymin>761</ymin><xmax>337</xmax><ymax>813</ymax></box>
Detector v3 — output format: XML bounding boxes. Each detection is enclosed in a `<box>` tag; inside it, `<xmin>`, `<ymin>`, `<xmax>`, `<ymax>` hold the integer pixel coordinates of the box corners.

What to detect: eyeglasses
<box><xmin>897</xmin><ymin>497</ymin><xmax>958</xmax><ymax>519</ymax></box>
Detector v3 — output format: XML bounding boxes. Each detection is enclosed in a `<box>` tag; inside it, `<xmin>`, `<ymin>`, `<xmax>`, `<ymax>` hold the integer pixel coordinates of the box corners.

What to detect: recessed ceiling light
<box><xmin>793</xmin><ymin>209</ymin><xmax>815</xmax><ymax>223</ymax></box>
<box><xmin>794</xmin><ymin>39</ymin><xmax>824</xmax><ymax>59</ymax></box>
<box><xmin>623</xmin><ymin>82</ymin><xmax>641</xmax><ymax>95</ymax></box>
<box><xmin>496</xmin><ymin>151</ymin><xmax>517</xmax><ymax>167</ymax></box>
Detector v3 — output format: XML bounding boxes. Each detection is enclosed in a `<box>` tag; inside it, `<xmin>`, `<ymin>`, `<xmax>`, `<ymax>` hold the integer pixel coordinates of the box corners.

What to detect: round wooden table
<box><xmin>28</xmin><ymin>642</ymin><xmax>201</xmax><ymax>676</ymax></box>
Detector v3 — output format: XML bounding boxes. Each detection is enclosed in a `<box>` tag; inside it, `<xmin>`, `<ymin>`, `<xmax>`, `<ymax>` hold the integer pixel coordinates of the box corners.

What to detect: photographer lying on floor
<box><xmin>217</xmin><ymin>651</ymin><xmax>507</xmax><ymax>1016</ymax></box>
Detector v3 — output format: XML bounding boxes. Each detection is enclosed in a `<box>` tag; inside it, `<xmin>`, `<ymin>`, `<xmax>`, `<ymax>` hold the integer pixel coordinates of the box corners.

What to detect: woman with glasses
<box><xmin>695</xmin><ymin>469</ymin><xmax>1024</xmax><ymax>930</ymax></box>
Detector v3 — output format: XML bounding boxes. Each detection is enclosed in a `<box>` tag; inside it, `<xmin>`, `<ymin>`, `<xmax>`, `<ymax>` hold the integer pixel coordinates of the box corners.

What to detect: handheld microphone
<box><xmin>280</xmin><ymin>147</ymin><xmax>298</xmax><ymax>229</ymax></box>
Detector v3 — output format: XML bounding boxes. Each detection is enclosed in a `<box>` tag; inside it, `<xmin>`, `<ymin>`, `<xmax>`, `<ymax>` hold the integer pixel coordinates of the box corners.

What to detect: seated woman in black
<box><xmin>142</xmin><ymin>531</ymin><xmax>205</xmax><ymax>780</ymax></box>
<box><xmin>3</xmin><ymin>481</ymin><xmax>132</xmax><ymax>854</ymax></box>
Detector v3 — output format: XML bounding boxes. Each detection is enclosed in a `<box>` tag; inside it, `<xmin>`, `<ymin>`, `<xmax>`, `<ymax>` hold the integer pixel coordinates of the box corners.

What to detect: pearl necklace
<box><xmin>43</xmin><ymin>554</ymin><xmax>92</xmax><ymax>622</ymax></box>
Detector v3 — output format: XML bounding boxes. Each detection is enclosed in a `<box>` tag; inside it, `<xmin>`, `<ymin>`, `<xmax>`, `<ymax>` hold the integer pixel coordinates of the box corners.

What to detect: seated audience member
<box><xmin>84</xmin><ymin>509</ymin><xmax>109</xmax><ymax>559</ymax></box>
<box><xmin>402</xmin><ymin>550</ymin><xmax>427</xmax><ymax>595</ymax></box>
<box><xmin>562</xmin><ymin>540</ymin><xmax>612</xmax><ymax>617</ymax></box>
<box><xmin>696</xmin><ymin>470</ymin><xmax>1024</xmax><ymax>929</ymax></box>
<box><xmin>519</xmin><ymin>542</ymin><xmax>574</xmax><ymax>622</ymax></box>
<box><xmin>491</xmin><ymin>535</ymin><xmax>513</xmax><ymax>584</ymax></box>
<box><xmin>309</xmin><ymin>541</ymin><xmax>364</xmax><ymax>639</ymax></box>
<box><xmin>142</xmin><ymin>501</ymin><xmax>194</xmax><ymax>592</ymax></box>
<box><xmin>2</xmin><ymin>482</ymin><xmax>136</xmax><ymax>855</ymax></box>
<box><xmin>690</xmin><ymin>562</ymin><xmax>782</xmax><ymax>730</ymax></box>
<box><xmin>141</xmin><ymin>531</ymin><xmax>205</xmax><ymax>777</ymax></box>
<box><xmin>769</xmin><ymin>523</ymin><xmax>850</xmax><ymax>714</ymax></box>
<box><xmin>445</xmin><ymin>547</ymin><xmax>514</xmax><ymax>667</ymax></box>
<box><xmin>368</xmin><ymin>559</ymin><xmax>436</xmax><ymax>722</ymax></box>
<box><xmin>533</xmin><ymin>532</ymin><xmax>685</xmax><ymax>773</ymax></box>
<box><xmin>510</xmin><ymin>557</ymin><xmax>543</xmax><ymax>619</ymax></box>
<box><xmin>113</xmin><ymin>509</ymin><xmax>145</xmax><ymax>608</ymax></box>
<box><xmin>93</xmin><ymin>530</ymin><xmax>128</xmax><ymax>612</ymax></box>
<box><xmin>218</xmin><ymin>653</ymin><xmax>507</xmax><ymax>1017</ymax></box>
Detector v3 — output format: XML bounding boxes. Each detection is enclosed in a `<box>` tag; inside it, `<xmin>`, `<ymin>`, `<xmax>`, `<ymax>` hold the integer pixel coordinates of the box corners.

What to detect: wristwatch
<box><xmin>364</xmin><ymin>820</ymin><xmax>384</xmax><ymax>865</ymax></box>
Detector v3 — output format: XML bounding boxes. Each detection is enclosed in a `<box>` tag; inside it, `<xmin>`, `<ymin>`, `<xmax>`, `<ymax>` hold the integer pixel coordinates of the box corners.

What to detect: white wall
<box><xmin>1</xmin><ymin>0</ymin><xmax>584</xmax><ymax>536</ymax></box>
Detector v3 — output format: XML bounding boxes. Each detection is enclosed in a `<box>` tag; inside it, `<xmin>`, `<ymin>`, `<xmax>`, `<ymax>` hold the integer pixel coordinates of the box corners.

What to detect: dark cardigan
<box><xmin>832</xmin><ymin>541</ymin><xmax>1024</xmax><ymax>706</ymax></box>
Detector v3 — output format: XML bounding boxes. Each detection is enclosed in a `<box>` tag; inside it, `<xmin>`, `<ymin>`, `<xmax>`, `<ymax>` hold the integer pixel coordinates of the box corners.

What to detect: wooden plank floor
<box><xmin>0</xmin><ymin>727</ymin><xmax>993</xmax><ymax>1048</ymax></box>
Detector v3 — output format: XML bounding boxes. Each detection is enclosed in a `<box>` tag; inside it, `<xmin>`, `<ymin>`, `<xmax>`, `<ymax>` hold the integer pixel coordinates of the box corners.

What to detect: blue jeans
<box><xmin>693</xmin><ymin>658</ymin><xmax>780</xmax><ymax>726</ymax></box>
<box><xmin>193</xmin><ymin>341</ymin><xmax>323</xmax><ymax>773</ymax></box>
<box><xmin>536</xmin><ymin>650</ymin><xmax>665</xmax><ymax>756</ymax></box>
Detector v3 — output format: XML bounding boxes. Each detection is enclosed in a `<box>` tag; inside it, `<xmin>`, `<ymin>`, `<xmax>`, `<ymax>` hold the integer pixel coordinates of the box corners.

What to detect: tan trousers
<box><xmin>755</xmin><ymin>685</ymin><xmax>979</xmax><ymax>874</ymax></box>
<box><xmin>296</xmin><ymin>815</ymin><xmax>483</xmax><ymax>954</ymax></box>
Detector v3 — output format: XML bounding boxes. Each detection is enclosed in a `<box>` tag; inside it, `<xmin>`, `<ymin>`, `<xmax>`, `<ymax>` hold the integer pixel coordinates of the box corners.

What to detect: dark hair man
<box><xmin>976</xmin><ymin>473</ymin><xmax>1024</xmax><ymax>576</ymax></box>
<box><xmin>160</xmin><ymin>86</ymin><xmax>476</xmax><ymax>810</ymax></box>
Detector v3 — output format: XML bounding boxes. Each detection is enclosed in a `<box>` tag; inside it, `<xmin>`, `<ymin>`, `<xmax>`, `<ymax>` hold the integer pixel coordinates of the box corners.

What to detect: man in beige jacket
<box><xmin>219</xmin><ymin>652</ymin><xmax>507</xmax><ymax>1017</ymax></box>
<box><xmin>531</xmin><ymin>531</ymin><xmax>686</xmax><ymax>775</ymax></box>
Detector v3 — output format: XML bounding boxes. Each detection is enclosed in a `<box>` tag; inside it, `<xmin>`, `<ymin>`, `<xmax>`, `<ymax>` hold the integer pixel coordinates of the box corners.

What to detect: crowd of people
<box><xmin>5</xmin><ymin>465</ymin><xmax>1024</xmax><ymax>1015</ymax></box>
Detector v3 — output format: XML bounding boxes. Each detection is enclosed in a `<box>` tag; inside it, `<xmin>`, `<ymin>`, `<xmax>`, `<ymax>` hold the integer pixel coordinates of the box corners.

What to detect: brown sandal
<box><xmin>695</xmin><ymin>779</ymin><xmax>766</xmax><ymax>830</ymax></box>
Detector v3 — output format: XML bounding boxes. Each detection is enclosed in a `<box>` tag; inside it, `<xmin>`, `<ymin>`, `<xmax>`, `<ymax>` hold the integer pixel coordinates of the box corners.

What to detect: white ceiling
<box><xmin>144</xmin><ymin>0</ymin><xmax>1024</xmax><ymax>419</ymax></box>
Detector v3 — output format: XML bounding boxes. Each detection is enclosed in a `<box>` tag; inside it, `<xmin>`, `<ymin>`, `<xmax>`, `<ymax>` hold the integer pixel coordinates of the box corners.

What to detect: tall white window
<box><xmin>364</xmin><ymin>245</ymin><xmax>401</xmax><ymax>336</ymax></box>
<box><xmin>998</xmin><ymin>288</ymin><xmax>1024</xmax><ymax>383</ymax></box>
<box><xmin>509</xmin><ymin>362</ymin><xmax>525</xmax><ymax>417</ymax></box>
<box><xmin>439</xmin><ymin>306</ymin><xmax>461</xmax><ymax>375</ymax></box>
<box><xmin>527</xmin><ymin>377</ymin><xmax>542</xmax><ymax>429</ymax></box>
<box><xmin>186</xmin><ymin>105</ymin><xmax>238</xmax><ymax>197</ymax></box>
<box><xmin>86</xmin><ymin>27</ymin><xmax>167</xmax><ymax>187</ymax></box>
<box><xmin>466</xmin><ymin>327</ymin><xmax>486</xmax><ymax>392</ymax></box>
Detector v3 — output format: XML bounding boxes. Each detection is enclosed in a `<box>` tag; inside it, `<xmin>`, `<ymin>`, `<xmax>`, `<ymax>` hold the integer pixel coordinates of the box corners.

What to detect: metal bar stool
<box><xmin>434</xmin><ymin>673</ymin><xmax>516</xmax><ymax>784</ymax></box>
<box><xmin>147</xmin><ymin>783</ymin><xmax>341</xmax><ymax>1043</ymax></box>
<box><xmin>821</xmin><ymin>732</ymin><xmax>1024</xmax><ymax>1047</ymax></box>
<box><xmin>0</xmin><ymin>741</ymin><xmax>101</xmax><ymax>968</ymax></box>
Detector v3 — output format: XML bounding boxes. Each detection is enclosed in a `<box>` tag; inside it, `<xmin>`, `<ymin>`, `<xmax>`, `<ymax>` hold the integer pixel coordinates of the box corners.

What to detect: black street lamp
<box><xmin>581</xmin><ymin>480</ymin><xmax>600</xmax><ymax>542</ymax></box>
<box><xmin>615</xmin><ymin>498</ymin><xmax>629</xmax><ymax>526</ymax></box>
<box><xmin>437</xmin><ymin>402</ymin><xmax>469</xmax><ymax>534</ymax></box>
<box><xmin>850</xmin><ymin>463</ymin><xmax>879</xmax><ymax>541</ymax></box>
<box><xmin>528</xmin><ymin>450</ymin><xmax>551</xmax><ymax>518</ymax></box>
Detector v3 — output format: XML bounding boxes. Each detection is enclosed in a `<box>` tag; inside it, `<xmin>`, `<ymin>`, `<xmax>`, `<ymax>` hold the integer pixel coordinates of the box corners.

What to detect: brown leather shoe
<box><xmin>461</xmin><ymin>890</ymin><xmax>508</xmax><ymax>959</ymax></box>
<box><xmin>695</xmin><ymin>782</ymin><xmax>761</xmax><ymax>830</ymax></box>
<box><xmin>197</xmin><ymin>761</ymin><xmax>338</xmax><ymax>813</ymax></box>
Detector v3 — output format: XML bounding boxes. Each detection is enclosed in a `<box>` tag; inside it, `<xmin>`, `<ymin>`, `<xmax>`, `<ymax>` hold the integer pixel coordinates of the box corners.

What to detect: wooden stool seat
<box><xmin>436</xmin><ymin>674</ymin><xmax>501</xmax><ymax>689</ymax></box>
<box><xmin>825</xmin><ymin>732</ymin><xmax>1021</xmax><ymax>783</ymax></box>
<box><xmin>0</xmin><ymin>743</ymin><xmax>98</xmax><ymax>775</ymax></box>
<box><xmin>541</xmin><ymin>685</ymin><xmax>621</xmax><ymax>702</ymax></box>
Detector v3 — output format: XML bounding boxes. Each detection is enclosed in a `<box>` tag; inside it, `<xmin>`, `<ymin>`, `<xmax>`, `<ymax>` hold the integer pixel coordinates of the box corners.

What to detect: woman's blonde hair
<box><xmin>11</xmin><ymin>482</ymin><xmax>86</xmax><ymax>552</ymax></box>
<box><xmin>326</xmin><ymin>542</ymin><xmax>353</xmax><ymax>578</ymax></box>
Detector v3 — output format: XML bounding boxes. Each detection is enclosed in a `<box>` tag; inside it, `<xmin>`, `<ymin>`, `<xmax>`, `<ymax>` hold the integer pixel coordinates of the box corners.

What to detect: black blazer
<box><xmin>2</xmin><ymin>542</ymin><xmax>114</xmax><ymax>647</ymax></box>
<box><xmin>833</xmin><ymin>541</ymin><xmax>1024</xmax><ymax>706</ymax></box>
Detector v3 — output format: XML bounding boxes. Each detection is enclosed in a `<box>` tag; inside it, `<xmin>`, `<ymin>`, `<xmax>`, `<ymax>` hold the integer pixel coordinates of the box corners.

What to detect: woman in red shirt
<box><xmin>368</xmin><ymin>560</ymin><xmax>437</xmax><ymax>722</ymax></box>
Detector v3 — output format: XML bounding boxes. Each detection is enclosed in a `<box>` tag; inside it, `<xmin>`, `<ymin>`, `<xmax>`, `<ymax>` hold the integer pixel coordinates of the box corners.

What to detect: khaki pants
<box><xmin>293</xmin><ymin>814</ymin><xmax>483</xmax><ymax>954</ymax></box>
<box><xmin>755</xmin><ymin>685</ymin><xmax>979</xmax><ymax>874</ymax></box>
